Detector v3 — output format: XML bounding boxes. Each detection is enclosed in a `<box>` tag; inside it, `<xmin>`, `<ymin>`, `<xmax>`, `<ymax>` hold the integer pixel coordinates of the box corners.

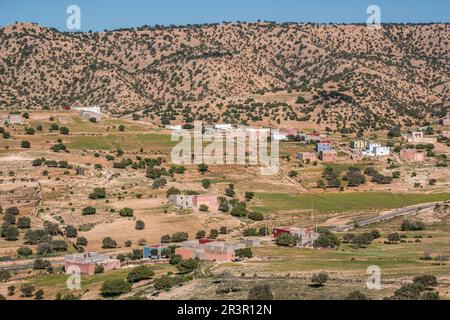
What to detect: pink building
<box><xmin>175</xmin><ymin>240</ymin><xmax>244</xmax><ymax>262</ymax></box>
<box><xmin>193</xmin><ymin>195</ymin><xmax>218</xmax><ymax>209</ymax></box>
<box><xmin>319</xmin><ymin>150</ymin><xmax>337</xmax><ymax>162</ymax></box>
<box><xmin>64</xmin><ymin>252</ymin><xmax>121</xmax><ymax>275</ymax></box>
<box><xmin>443</xmin><ymin>131</ymin><xmax>450</xmax><ymax>138</ymax></box>
<box><xmin>400</xmin><ymin>149</ymin><xmax>425</xmax><ymax>162</ymax></box>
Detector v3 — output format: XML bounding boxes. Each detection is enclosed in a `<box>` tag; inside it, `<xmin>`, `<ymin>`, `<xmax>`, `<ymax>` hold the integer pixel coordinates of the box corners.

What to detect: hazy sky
<box><xmin>0</xmin><ymin>0</ymin><xmax>449</xmax><ymax>31</ymax></box>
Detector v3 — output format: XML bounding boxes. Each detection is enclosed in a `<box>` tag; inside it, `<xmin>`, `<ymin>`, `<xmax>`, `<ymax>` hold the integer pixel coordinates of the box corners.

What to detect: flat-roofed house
<box><xmin>193</xmin><ymin>195</ymin><xmax>218</xmax><ymax>209</ymax></box>
<box><xmin>2</xmin><ymin>113</ymin><xmax>22</xmax><ymax>125</ymax></box>
<box><xmin>442</xmin><ymin>131</ymin><xmax>450</xmax><ymax>138</ymax></box>
<box><xmin>407</xmin><ymin>132</ymin><xmax>437</xmax><ymax>144</ymax></box>
<box><xmin>296</xmin><ymin>152</ymin><xmax>316</xmax><ymax>161</ymax></box>
<box><xmin>169</xmin><ymin>194</ymin><xmax>218</xmax><ymax>210</ymax></box>
<box><xmin>400</xmin><ymin>149</ymin><xmax>425</xmax><ymax>162</ymax></box>
<box><xmin>168</xmin><ymin>195</ymin><xmax>195</xmax><ymax>209</ymax></box>
<box><xmin>362</xmin><ymin>143</ymin><xmax>390</xmax><ymax>157</ymax></box>
<box><xmin>76</xmin><ymin>106</ymin><xmax>102</xmax><ymax>121</ymax></box>
<box><xmin>64</xmin><ymin>252</ymin><xmax>120</xmax><ymax>275</ymax></box>
<box><xmin>351</xmin><ymin>140</ymin><xmax>368</xmax><ymax>150</ymax></box>
<box><xmin>317</xmin><ymin>142</ymin><xmax>333</xmax><ymax>153</ymax></box>
<box><xmin>174</xmin><ymin>240</ymin><xmax>245</xmax><ymax>262</ymax></box>
<box><xmin>319</xmin><ymin>150</ymin><xmax>337</xmax><ymax>162</ymax></box>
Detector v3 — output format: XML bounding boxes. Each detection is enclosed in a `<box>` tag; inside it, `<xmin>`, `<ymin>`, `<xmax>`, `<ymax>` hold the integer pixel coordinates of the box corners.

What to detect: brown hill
<box><xmin>0</xmin><ymin>22</ymin><xmax>449</xmax><ymax>132</ymax></box>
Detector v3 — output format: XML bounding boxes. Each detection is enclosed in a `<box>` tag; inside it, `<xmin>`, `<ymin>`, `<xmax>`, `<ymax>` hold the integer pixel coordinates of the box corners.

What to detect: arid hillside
<box><xmin>0</xmin><ymin>22</ymin><xmax>449</xmax><ymax>131</ymax></box>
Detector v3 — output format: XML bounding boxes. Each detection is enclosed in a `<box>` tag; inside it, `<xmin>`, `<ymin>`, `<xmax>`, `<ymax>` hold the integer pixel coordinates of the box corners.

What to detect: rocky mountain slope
<box><xmin>0</xmin><ymin>22</ymin><xmax>449</xmax><ymax>131</ymax></box>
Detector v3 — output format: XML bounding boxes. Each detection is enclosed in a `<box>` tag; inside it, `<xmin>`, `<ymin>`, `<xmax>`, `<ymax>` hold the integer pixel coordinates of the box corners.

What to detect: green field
<box><xmin>225</xmin><ymin>231</ymin><xmax>450</xmax><ymax>276</ymax></box>
<box><xmin>66</xmin><ymin>133</ymin><xmax>175</xmax><ymax>151</ymax></box>
<box><xmin>251</xmin><ymin>192</ymin><xmax>450</xmax><ymax>214</ymax></box>
<box><xmin>24</xmin><ymin>263</ymin><xmax>176</xmax><ymax>297</ymax></box>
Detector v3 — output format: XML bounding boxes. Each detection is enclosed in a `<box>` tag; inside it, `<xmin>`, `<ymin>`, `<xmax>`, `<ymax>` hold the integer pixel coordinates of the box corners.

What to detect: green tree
<box><xmin>247</xmin><ymin>284</ymin><xmax>273</xmax><ymax>300</ymax></box>
<box><xmin>101</xmin><ymin>279</ymin><xmax>132</xmax><ymax>297</ymax></box>
<box><xmin>21</xmin><ymin>140</ymin><xmax>31</xmax><ymax>148</ymax></box>
<box><xmin>209</xmin><ymin>229</ymin><xmax>219</xmax><ymax>239</ymax></box>
<box><xmin>202</xmin><ymin>179</ymin><xmax>211</xmax><ymax>189</ymax></box>
<box><xmin>154</xmin><ymin>275</ymin><xmax>174</xmax><ymax>291</ymax></box>
<box><xmin>17</xmin><ymin>217</ymin><xmax>31</xmax><ymax>229</ymax></box>
<box><xmin>230</xmin><ymin>202</ymin><xmax>247</xmax><ymax>217</ymax></box>
<box><xmin>82</xmin><ymin>206</ymin><xmax>96</xmax><ymax>215</ymax></box>
<box><xmin>17</xmin><ymin>246</ymin><xmax>33</xmax><ymax>257</ymax></box>
<box><xmin>135</xmin><ymin>220</ymin><xmax>145</xmax><ymax>230</ymax></box>
<box><xmin>102</xmin><ymin>237</ymin><xmax>117</xmax><ymax>249</ymax></box>
<box><xmin>119</xmin><ymin>207</ymin><xmax>134</xmax><ymax>217</ymax></box>
<box><xmin>127</xmin><ymin>266</ymin><xmax>155</xmax><ymax>283</ymax></box>
<box><xmin>248</xmin><ymin>212</ymin><xmax>264</xmax><ymax>221</ymax></box>
<box><xmin>276</xmin><ymin>233</ymin><xmax>296</xmax><ymax>247</ymax></box>
<box><xmin>196</xmin><ymin>230</ymin><xmax>206</xmax><ymax>239</ymax></box>
<box><xmin>176</xmin><ymin>258</ymin><xmax>199</xmax><ymax>274</ymax></box>
<box><xmin>20</xmin><ymin>285</ymin><xmax>35</xmax><ymax>297</ymax></box>
<box><xmin>3</xmin><ymin>225</ymin><xmax>19</xmax><ymax>241</ymax></box>
<box><xmin>310</xmin><ymin>272</ymin><xmax>329</xmax><ymax>287</ymax></box>
<box><xmin>65</xmin><ymin>225</ymin><xmax>78</xmax><ymax>238</ymax></box>
<box><xmin>314</xmin><ymin>231</ymin><xmax>340</xmax><ymax>248</ymax></box>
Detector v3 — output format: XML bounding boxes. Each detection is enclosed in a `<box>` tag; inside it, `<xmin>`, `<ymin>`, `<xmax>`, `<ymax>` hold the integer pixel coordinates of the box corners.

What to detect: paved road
<box><xmin>331</xmin><ymin>201</ymin><xmax>441</xmax><ymax>232</ymax></box>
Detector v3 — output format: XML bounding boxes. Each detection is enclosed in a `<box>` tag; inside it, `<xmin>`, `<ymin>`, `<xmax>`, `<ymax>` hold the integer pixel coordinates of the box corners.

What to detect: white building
<box><xmin>165</xmin><ymin>124</ymin><xmax>182</xmax><ymax>130</ymax></box>
<box><xmin>272</xmin><ymin>132</ymin><xmax>288</xmax><ymax>141</ymax></box>
<box><xmin>214</xmin><ymin>124</ymin><xmax>233</xmax><ymax>131</ymax></box>
<box><xmin>74</xmin><ymin>106</ymin><xmax>102</xmax><ymax>114</ymax></box>
<box><xmin>362</xmin><ymin>143</ymin><xmax>390</xmax><ymax>157</ymax></box>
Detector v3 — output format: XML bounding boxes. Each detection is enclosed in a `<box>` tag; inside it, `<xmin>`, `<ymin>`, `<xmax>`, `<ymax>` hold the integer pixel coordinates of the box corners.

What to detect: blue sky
<box><xmin>0</xmin><ymin>0</ymin><xmax>449</xmax><ymax>31</ymax></box>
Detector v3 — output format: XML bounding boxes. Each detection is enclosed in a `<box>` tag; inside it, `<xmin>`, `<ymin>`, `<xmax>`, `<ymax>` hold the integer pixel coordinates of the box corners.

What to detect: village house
<box><xmin>319</xmin><ymin>150</ymin><xmax>337</xmax><ymax>162</ymax></box>
<box><xmin>362</xmin><ymin>143</ymin><xmax>390</xmax><ymax>157</ymax></box>
<box><xmin>296</xmin><ymin>152</ymin><xmax>316</xmax><ymax>161</ymax></box>
<box><xmin>2</xmin><ymin>113</ymin><xmax>22</xmax><ymax>125</ymax></box>
<box><xmin>442</xmin><ymin>131</ymin><xmax>450</xmax><ymax>138</ymax></box>
<box><xmin>304</xmin><ymin>133</ymin><xmax>327</xmax><ymax>144</ymax></box>
<box><xmin>168</xmin><ymin>194</ymin><xmax>218</xmax><ymax>210</ymax></box>
<box><xmin>400</xmin><ymin>149</ymin><xmax>425</xmax><ymax>162</ymax></box>
<box><xmin>75</xmin><ymin>106</ymin><xmax>102</xmax><ymax>122</ymax></box>
<box><xmin>214</xmin><ymin>123</ymin><xmax>233</xmax><ymax>131</ymax></box>
<box><xmin>273</xmin><ymin>227</ymin><xmax>319</xmax><ymax>248</ymax></box>
<box><xmin>272</xmin><ymin>132</ymin><xmax>288</xmax><ymax>141</ymax></box>
<box><xmin>351</xmin><ymin>139</ymin><xmax>368</xmax><ymax>150</ymax></box>
<box><xmin>316</xmin><ymin>140</ymin><xmax>333</xmax><ymax>153</ymax></box>
<box><xmin>64</xmin><ymin>252</ymin><xmax>120</xmax><ymax>275</ymax></box>
<box><xmin>168</xmin><ymin>195</ymin><xmax>195</xmax><ymax>209</ymax></box>
<box><xmin>175</xmin><ymin>240</ymin><xmax>246</xmax><ymax>262</ymax></box>
<box><xmin>406</xmin><ymin>132</ymin><xmax>437</xmax><ymax>144</ymax></box>
<box><xmin>165</xmin><ymin>124</ymin><xmax>182</xmax><ymax>130</ymax></box>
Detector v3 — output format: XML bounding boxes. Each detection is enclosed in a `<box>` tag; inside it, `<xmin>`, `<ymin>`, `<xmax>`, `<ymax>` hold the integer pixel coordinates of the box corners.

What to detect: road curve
<box><xmin>331</xmin><ymin>201</ymin><xmax>442</xmax><ymax>232</ymax></box>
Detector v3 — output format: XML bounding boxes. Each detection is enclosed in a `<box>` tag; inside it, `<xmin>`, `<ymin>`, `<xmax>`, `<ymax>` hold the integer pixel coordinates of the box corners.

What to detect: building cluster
<box><xmin>64</xmin><ymin>252</ymin><xmax>121</xmax><ymax>275</ymax></box>
<box><xmin>351</xmin><ymin>139</ymin><xmax>390</xmax><ymax>158</ymax></box>
<box><xmin>1</xmin><ymin>113</ymin><xmax>22</xmax><ymax>125</ymax></box>
<box><xmin>202</xmin><ymin>124</ymin><xmax>297</xmax><ymax>141</ymax></box>
<box><xmin>168</xmin><ymin>194</ymin><xmax>218</xmax><ymax>210</ymax></box>
<box><xmin>295</xmin><ymin>133</ymin><xmax>337</xmax><ymax>162</ymax></box>
<box><xmin>273</xmin><ymin>227</ymin><xmax>320</xmax><ymax>248</ymax></box>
